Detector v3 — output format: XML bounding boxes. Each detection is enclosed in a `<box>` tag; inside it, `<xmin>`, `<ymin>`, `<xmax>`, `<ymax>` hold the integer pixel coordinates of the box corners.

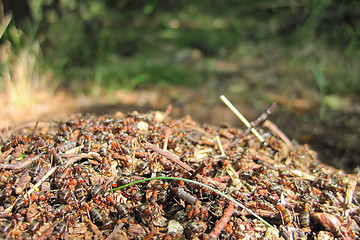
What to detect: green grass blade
<box><xmin>111</xmin><ymin>176</ymin><xmax>274</xmax><ymax>228</ymax></box>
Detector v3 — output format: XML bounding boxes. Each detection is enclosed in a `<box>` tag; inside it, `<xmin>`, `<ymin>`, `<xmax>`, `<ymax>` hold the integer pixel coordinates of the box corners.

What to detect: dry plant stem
<box><xmin>205</xmin><ymin>202</ymin><xmax>235</xmax><ymax>240</ymax></box>
<box><xmin>145</xmin><ymin>142</ymin><xmax>227</xmax><ymax>189</ymax></box>
<box><xmin>0</xmin><ymin>154</ymin><xmax>40</xmax><ymax>171</ymax></box>
<box><xmin>15</xmin><ymin>169</ymin><xmax>31</xmax><ymax>194</ymax></box>
<box><xmin>105</xmin><ymin>222</ymin><xmax>125</xmax><ymax>240</ymax></box>
<box><xmin>263</xmin><ymin>120</ymin><xmax>293</xmax><ymax>149</ymax></box>
<box><xmin>26</xmin><ymin>165</ymin><xmax>58</xmax><ymax>197</ymax></box>
<box><xmin>220</xmin><ymin>95</ymin><xmax>265</xmax><ymax>142</ymax></box>
<box><xmin>253</xmin><ymin>102</ymin><xmax>277</xmax><ymax>126</ymax></box>
<box><xmin>111</xmin><ymin>177</ymin><xmax>274</xmax><ymax>228</ymax></box>
<box><xmin>215</xmin><ymin>136</ymin><xmax>225</xmax><ymax>155</ymax></box>
<box><xmin>240</xmin><ymin>209</ymin><xmax>281</xmax><ymax>219</ymax></box>
<box><xmin>240</xmin><ymin>102</ymin><xmax>277</xmax><ymax>139</ymax></box>
<box><xmin>343</xmin><ymin>176</ymin><xmax>357</xmax><ymax>218</ymax></box>
<box><xmin>163</xmin><ymin>125</ymin><xmax>171</xmax><ymax>150</ymax></box>
<box><xmin>26</xmin><ymin>152</ymin><xmax>100</xmax><ymax>197</ymax></box>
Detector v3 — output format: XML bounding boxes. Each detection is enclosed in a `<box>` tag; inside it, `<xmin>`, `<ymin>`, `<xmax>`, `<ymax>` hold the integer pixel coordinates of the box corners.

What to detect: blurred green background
<box><xmin>1</xmin><ymin>0</ymin><xmax>359</xmax><ymax>97</ymax></box>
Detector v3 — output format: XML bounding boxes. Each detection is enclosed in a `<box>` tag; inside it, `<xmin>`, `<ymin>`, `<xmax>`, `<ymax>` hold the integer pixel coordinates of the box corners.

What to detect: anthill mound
<box><xmin>0</xmin><ymin>110</ymin><xmax>359</xmax><ymax>239</ymax></box>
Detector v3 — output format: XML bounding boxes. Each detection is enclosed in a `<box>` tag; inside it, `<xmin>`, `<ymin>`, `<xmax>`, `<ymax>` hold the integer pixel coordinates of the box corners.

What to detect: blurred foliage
<box><xmin>1</xmin><ymin>0</ymin><xmax>359</xmax><ymax>95</ymax></box>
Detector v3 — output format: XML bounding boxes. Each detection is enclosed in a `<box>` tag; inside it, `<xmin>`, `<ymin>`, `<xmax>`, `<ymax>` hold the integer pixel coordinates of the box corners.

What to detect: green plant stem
<box><xmin>111</xmin><ymin>176</ymin><xmax>274</xmax><ymax>228</ymax></box>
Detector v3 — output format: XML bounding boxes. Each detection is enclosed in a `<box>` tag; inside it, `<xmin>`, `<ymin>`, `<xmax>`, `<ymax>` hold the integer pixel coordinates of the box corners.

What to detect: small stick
<box><xmin>145</xmin><ymin>142</ymin><xmax>227</xmax><ymax>189</ymax></box>
<box><xmin>105</xmin><ymin>222</ymin><xmax>124</xmax><ymax>240</ymax></box>
<box><xmin>26</xmin><ymin>166</ymin><xmax>58</xmax><ymax>197</ymax></box>
<box><xmin>343</xmin><ymin>176</ymin><xmax>357</xmax><ymax>218</ymax></box>
<box><xmin>163</xmin><ymin>125</ymin><xmax>171</xmax><ymax>151</ymax></box>
<box><xmin>220</xmin><ymin>95</ymin><xmax>265</xmax><ymax>142</ymax></box>
<box><xmin>240</xmin><ymin>102</ymin><xmax>277</xmax><ymax>138</ymax></box>
<box><xmin>189</xmin><ymin>162</ymin><xmax>206</xmax><ymax>179</ymax></box>
<box><xmin>263</xmin><ymin>120</ymin><xmax>293</xmax><ymax>149</ymax></box>
<box><xmin>145</xmin><ymin>142</ymin><xmax>194</xmax><ymax>172</ymax></box>
<box><xmin>215</xmin><ymin>136</ymin><xmax>225</xmax><ymax>155</ymax></box>
<box><xmin>15</xmin><ymin>170</ymin><xmax>31</xmax><ymax>194</ymax></box>
<box><xmin>252</xmin><ymin>102</ymin><xmax>277</xmax><ymax>127</ymax></box>
<box><xmin>0</xmin><ymin>154</ymin><xmax>40</xmax><ymax>172</ymax></box>
<box><xmin>205</xmin><ymin>202</ymin><xmax>235</xmax><ymax>240</ymax></box>
<box><xmin>26</xmin><ymin>152</ymin><xmax>100</xmax><ymax>197</ymax></box>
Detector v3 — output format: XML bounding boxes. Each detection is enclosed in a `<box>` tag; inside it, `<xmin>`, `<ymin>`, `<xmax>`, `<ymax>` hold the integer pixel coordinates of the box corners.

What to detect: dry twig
<box><xmin>145</xmin><ymin>142</ymin><xmax>227</xmax><ymax>189</ymax></box>
<box><xmin>205</xmin><ymin>203</ymin><xmax>235</xmax><ymax>240</ymax></box>
<box><xmin>343</xmin><ymin>175</ymin><xmax>357</xmax><ymax>218</ymax></box>
<box><xmin>105</xmin><ymin>222</ymin><xmax>124</xmax><ymax>240</ymax></box>
<box><xmin>26</xmin><ymin>152</ymin><xmax>101</xmax><ymax>197</ymax></box>
<box><xmin>163</xmin><ymin>125</ymin><xmax>171</xmax><ymax>151</ymax></box>
<box><xmin>263</xmin><ymin>120</ymin><xmax>293</xmax><ymax>149</ymax></box>
<box><xmin>0</xmin><ymin>154</ymin><xmax>40</xmax><ymax>172</ymax></box>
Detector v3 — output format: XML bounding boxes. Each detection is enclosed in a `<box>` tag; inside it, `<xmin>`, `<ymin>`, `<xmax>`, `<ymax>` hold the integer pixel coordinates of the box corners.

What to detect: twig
<box><xmin>254</xmin><ymin>102</ymin><xmax>277</xmax><ymax>126</ymax></box>
<box><xmin>220</xmin><ymin>95</ymin><xmax>265</xmax><ymax>142</ymax></box>
<box><xmin>26</xmin><ymin>152</ymin><xmax>101</xmax><ymax>197</ymax></box>
<box><xmin>105</xmin><ymin>222</ymin><xmax>124</xmax><ymax>240</ymax></box>
<box><xmin>215</xmin><ymin>136</ymin><xmax>225</xmax><ymax>155</ymax></box>
<box><xmin>0</xmin><ymin>154</ymin><xmax>40</xmax><ymax>172</ymax></box>
<box><xmin>205</xmin><ymin>203</ymin><xmax>235</xmax><ymax>240</ymax></box>
<box><xmin>240</xmin><ymin>102</ymin><xmax>277</xmax><ymax>139</ymax></box>
<box><xmin>145</xmin><ymin>142</ymin><xmax>192</xmax><ymax>172</ymax></box>
<box><xmin>145</xmin><ymin>142</ymin><xmax>227</xmax><ymax>189</ymax></box>
<box><xmin>189</xmin><ymin>162</ymin><xmax>206</xmax><ymax>179</ymax></box>
<box><xmin>163</xmin><ymin>125</ymin><xmax>171</xmax><ymax>151</ymax></box>
<box><xmin>26</xmin><ymin>166</ymin><xmax>58</xmax><ymax>197</ymax></box>
<box><xmin>263</xmin><ymin>120</ymin><xmax>293</xmax><ymax>149</ymax></box>
<box><xmin>15</xmin><ymin>169</ymin><xmax>31</xmax><ymax>194</ymax></box>
<box><xmin>343</xmin><ymin>175</ymin><xmax>357</xmax><ymax>218</ymax></box>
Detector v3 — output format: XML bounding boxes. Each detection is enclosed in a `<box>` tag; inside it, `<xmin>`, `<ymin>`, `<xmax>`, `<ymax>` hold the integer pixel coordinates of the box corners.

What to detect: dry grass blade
<box><xmin>220</xmin><ymin>95</ymin><xmax>265</xmax><ymax>142</ymax></box>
